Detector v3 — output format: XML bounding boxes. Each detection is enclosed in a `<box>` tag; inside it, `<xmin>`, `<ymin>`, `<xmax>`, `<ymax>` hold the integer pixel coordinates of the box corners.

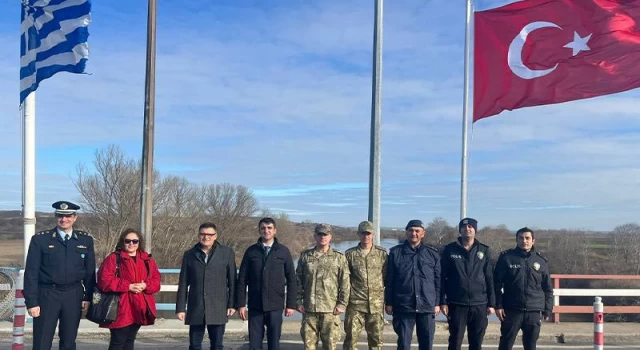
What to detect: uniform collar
<box><xmin>403</xmin><ymin>240</ymin><xmax>422</xmax><ymax>251</ymax></box>
<box><xmin>54</xmin><ymin>227</ymin><xmax>76</xmax><ymax>240</ymax></box>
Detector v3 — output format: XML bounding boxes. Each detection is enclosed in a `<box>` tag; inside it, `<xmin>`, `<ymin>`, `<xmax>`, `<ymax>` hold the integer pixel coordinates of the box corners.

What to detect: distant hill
<box><xmin>0</xmin><ymin>211</ymin><xmax>58</xmax><ymax>239</ymax></box>
<box><xmin>0</xmin><ymin>210</ymin><xmax>399</xmax><ymax>241</ymax></box>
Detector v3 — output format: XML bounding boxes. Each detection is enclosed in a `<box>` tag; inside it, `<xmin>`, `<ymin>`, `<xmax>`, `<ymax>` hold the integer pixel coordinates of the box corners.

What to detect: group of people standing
<box><xmin>24</xmin><ymin>200</ymin><xmax>553</xmax><ymax>350</ymax></box>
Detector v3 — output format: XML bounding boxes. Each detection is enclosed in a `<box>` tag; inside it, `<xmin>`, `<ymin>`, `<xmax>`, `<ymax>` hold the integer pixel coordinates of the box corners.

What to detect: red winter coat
<box><xmin>96</xmin><ymin>250</ymin><xmax>161</xmax><ymax>329</ymax></box>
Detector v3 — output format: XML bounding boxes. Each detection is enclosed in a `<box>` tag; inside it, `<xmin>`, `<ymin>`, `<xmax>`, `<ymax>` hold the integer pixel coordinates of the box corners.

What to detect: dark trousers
<box><xmin>108</xmin><ymin>323</ymin><xmax>141</xmax><ymax>350</ymax></box>
<box><xmin>498</xmin><ymin>310</ymin><xmax>542</xmax><ymax>350</ymax></box>
<box><xmin>447</xmin><ymin>304</ymin><xmax>488</xmax><ymax>350</ymax></box>
<box><xmin>32</xmin><ymin>285</ymin><xmax>83</xmax><ymax>350</ymax></box>
<box><xmin>189</xmin><ymin>324</ymin><xmax>226</xmax><ymax>350</ymax></box>
<box><xmin>248</xmin><ymin>309</ymin><xmax>283</xmax><ymax>350</ymax></box>
<box><xmin>392</xmin><ymin>312</ymin><xmax>435</xmax><ymax>350</ymax></box>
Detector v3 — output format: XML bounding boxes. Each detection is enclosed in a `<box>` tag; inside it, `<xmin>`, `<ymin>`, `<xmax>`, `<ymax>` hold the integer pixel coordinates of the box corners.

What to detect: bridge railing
<box><xmin>551</xmin><ymin>274</ymin><xmax>640</xmax><ymax>323</ymax></box>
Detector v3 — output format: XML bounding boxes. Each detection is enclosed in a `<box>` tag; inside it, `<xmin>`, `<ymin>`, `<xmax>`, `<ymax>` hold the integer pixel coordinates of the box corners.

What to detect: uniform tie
<box><xmin>264</xmin><ymin>245</ymin><xmax>271</xmax><ymax>256</ymax></box>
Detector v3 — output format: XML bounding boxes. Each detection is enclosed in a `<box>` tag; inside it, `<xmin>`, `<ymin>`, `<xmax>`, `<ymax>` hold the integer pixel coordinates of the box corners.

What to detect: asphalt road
<box><xmin>3</xmin><ymin>340</ymin><xmax>640</xmax><ymax>349</ymax></box>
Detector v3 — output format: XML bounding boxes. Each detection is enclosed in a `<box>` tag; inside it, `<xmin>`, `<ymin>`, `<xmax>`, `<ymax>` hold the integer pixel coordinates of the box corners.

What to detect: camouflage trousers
<box><xmin>343</xmin><ymin>308</ymin><xmax>384</xmax><ymax>350</ymax></box>
<box><xmin>301</xmin><ymin>312</ymin><xmax>343</xmax><ymax>350</ymax></box>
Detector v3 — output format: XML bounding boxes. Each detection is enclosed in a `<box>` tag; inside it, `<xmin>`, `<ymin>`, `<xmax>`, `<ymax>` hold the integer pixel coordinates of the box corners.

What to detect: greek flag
<box><xmin>20</xmin><ymin>0</ymin><xmax>92</xmax><ymax>104</ymax></box>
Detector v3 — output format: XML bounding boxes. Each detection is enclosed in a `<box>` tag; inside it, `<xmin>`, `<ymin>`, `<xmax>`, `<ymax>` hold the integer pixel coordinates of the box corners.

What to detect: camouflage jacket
<box><xmin>296</xmin><ymin>247</ymin><xmax>350</xmax><ymax>313</ymax></box>
<box><xmin>345</xmin><ymin>244</ymin><xmax>388</xmax><ymax>313</ymax></box>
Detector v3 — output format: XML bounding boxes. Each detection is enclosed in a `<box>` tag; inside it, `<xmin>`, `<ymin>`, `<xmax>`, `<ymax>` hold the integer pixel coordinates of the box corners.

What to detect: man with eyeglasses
<box><xmin>343</xmin><ymin>221</ymin><xmax>388</xmax><ymax>350</ymax></box>
<box><xmin>24</xmin><ymin>201</ymin><xmax>96</xmax><ymax>350</ymax></box>
<box><xmin>296</xmin><ymin>223</ymin><xmax>350</xmax><ymax>350</ymax></box>
<box><xmin>235</xmin><ymin>217</ymin><xmax>298</xmax><ymax>349</ymax></box>
<box><xmin>176</xmin><ymin>222</ymin><xmax>237</xmax><ymax>350</ymax></box>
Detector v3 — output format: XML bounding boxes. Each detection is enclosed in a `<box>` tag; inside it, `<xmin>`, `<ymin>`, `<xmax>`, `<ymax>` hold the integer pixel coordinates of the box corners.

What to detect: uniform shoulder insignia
<box><xmin>75</xmin><ymin>230</ymin><xmax>94</xmax><ymax>239</ymax></box>
<box><xmin>35</xmin><ymin>230</ymin><xmax>49</xmax><ymax>236</ymax></box>
<box><xmin>499</xmin><ymin>249</ymin><xmax>511</xmax><ymax>256</ymax></box>
<box><xmin>374</xmin><ymin>245</ymin><xmax>387</xmax><ymax>252</ymax></box>
<box><xmin>424</xmin><ymin>244</ymin><xmax>439</xmax><ymax>252</ymax></box>
<box><xmin>389</xmin><ymin>244</ymin><xmax>402</xmax><ymax>252</ymax></box>
<box><xmin>332</xmin><ymin>248</ymin><xmax>345</xmax><ymax>255</ymax></box>
<box><xmin>536</xmin><ymin>251</ymin><xmax>548</xmax><ymax>262</ymax></box>
<box><xmin>345</xmin><ymin>247</ymin><xmax>357</xmax><ymax>254</ymax></box>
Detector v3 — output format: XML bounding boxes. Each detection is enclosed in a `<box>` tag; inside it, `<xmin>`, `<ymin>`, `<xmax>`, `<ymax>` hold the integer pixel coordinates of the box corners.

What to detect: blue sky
<box><xmin>2</xmin><ymin>0</ymin><xmax>639</xmax><ymax>231</ymax></box>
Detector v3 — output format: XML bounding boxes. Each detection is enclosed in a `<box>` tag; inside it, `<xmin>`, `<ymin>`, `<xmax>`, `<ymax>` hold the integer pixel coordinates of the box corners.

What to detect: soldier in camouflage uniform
<box><xmin>296</xmin><ymin>223</ymin><xmax>351</xmax><ymax>350</ymax></box>
<box><xmin>343</xmin><ymin>221</ymin><xmax>388</xmax><ymax>350</ymax></box>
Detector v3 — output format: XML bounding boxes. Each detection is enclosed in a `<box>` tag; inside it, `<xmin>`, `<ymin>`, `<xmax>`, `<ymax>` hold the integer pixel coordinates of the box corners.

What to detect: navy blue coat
<box><xmin>24</xmin><ymin>228</ymin><xmax>96</xmax><ymax>308</ymax></box>
<box><xmin>235</xmin><ymin>238</ymin><xmax>297</xmax><ymax>311</ymax></box>
<box><xmin>385</xmin><ymin>241</ymin><xmax>441</xmax><ymax>313</ymax></box>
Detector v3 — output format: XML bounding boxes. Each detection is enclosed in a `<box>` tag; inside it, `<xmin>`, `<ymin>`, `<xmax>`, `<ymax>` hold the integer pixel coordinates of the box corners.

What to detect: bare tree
<box><xmin>478</xmin><ymin>225</ymin><xmax>512</xmax><ymax>264</ymax></box>
<box><xmin>199</xmin><ymin>183</ymin><xmax>259</xmax><ymax>252</ymax></box>
<box><xmin>612</xmin><ymin>223</ymin><xmax>640</xmax><ymax>275</ymax></box>
<box><xmin>73</xmin><ymin>145</ymin><xmax>261</xmax><ymax>267</ymax></box>
<box><xmin>425</xmin><ymin>217</ymin><xmax>457</xmax><ymax>248</ymax></box>
<box><xmin>74</xmin><ymin>145</ymin><xmax>141</xmax><ymax>259</ymax></box>
<box><xmin>544</xmin><ymin>230</ymin><xmax>591</xmax><ymax>274</ymax></box>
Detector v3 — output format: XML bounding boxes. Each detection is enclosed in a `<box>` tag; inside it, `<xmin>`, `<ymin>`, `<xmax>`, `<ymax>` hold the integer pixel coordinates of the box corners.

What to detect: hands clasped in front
<box><xmin>129</xmin><ymin>281</ymin><xmax>147</xmax><ymax>294</ymax></box>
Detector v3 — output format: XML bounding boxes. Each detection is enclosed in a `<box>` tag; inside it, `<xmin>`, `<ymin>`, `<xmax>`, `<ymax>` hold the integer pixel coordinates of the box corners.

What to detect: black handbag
<box><xmin>86</xmin><ymin>253</ymin><xmax>121</xmax><ymax>325</ymax></box>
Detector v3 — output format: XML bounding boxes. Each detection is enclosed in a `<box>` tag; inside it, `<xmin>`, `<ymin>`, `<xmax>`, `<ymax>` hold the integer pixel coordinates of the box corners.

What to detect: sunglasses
<box><xmin>199</xmin><ymin>233</ymin><xmax>217</xmax><ymax>238</ymax></box>
<box><xmin>124</xmin><ymin>239</ymin><xmax>139</xmax><ymax>245</ymax></box>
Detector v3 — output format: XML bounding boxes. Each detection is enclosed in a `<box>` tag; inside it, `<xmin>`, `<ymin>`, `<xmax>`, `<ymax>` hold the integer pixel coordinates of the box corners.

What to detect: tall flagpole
<box><xmin>369</xmin><ymin>0</ymin><xmax>383</xmax><ymax>246</ymax></box>
<box><xmin>140</xmin><ymin>0</ymin><xmax>157</xmax><ymax>253</ymax></box>
<box><xmin>22</xmin><ymin>92</ymin><xmax>36</xmax><ymax>266</ymax></box>
<box><xmin>460</xmin><ymin>0</ymin><xmax>473</xmax><ymax>219</ymax></box>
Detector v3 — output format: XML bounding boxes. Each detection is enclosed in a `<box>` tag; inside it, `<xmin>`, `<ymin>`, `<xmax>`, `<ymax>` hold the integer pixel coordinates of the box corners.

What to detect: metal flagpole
<box><xmin>140</xmin><ymin>0</ymin><xmax>157</xmax><ymax>253</ymax></box>
<box><xmin>368</xmin><ymin>0</ymin><xmax>383</xmax><ymax>246</ymax></box>
<box><xmin>460</xmin><ymin>0</ymin><xmax>473</xmax><ymax>219</ymax></box>
<box><xmin>22</xmin><ymin>92</ymin><xmax>36</xmax><ymax>266</ymax></box>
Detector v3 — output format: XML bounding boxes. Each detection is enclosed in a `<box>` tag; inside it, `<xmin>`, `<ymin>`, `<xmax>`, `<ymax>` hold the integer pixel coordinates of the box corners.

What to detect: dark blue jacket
<box><xmin>24</xmin><ymin>228</ymin><xmax>96</xmax><ymax>308</ymax></box>
<box><xmin>235</xmin><ymin>238</ymin><xmax>297</xmax><ymax>311</ymax></box>
<box><xmin>385</xmin><ymin>241</ymin><xmax>441</xmax><ymax>313</ymax></box>
<box><xmin>494</xmin><ymin>247</ymin><xmax>553</xmax><ymax>316</ymax></box>
<box><xmin>440</xmin><ymin>238</ymin><xmax>495</xmax><ymax>307</ymax></box>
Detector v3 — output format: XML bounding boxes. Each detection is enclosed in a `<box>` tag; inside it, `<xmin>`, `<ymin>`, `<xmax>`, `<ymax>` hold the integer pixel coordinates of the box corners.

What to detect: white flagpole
<box><xmin>460</xmin><ymin>0</ymin><xmax>473</xmax><ymax>219</ymax></box>
<box><xmin>368</xmin><ymin>0</ymin><xmax>383</xmax><ymax>246</ymax></box>
<box><xmin>22</xmin><ymin>92</ymin><xmax>36</xmax><ymax>266</ymax></box>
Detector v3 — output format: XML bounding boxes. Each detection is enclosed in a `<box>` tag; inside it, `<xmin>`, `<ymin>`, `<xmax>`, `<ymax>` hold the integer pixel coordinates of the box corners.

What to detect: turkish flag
<box><xmin>474</xmin><ymin>0</ymin><xmax>640</xmax><ymax>122</ymax></box>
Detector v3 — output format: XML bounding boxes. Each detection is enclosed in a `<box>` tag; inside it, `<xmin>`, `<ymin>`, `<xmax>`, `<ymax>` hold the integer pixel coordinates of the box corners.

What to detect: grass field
<box><xmin>0</xmin><ymin>240</ymin><xmax>23</xmax><ymax>267</ymax></box>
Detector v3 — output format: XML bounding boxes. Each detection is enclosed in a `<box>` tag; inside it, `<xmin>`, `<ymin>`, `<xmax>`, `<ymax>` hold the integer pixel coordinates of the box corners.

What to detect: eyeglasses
<box><xmin>124</xmin><ymin>239</ymin><xmax>139</xmax><ymax>245</ymax></box>
<box><xmin>199</xmin><ymin>233</ymin><xmax>217</xmax><ymax>238</ymax></box>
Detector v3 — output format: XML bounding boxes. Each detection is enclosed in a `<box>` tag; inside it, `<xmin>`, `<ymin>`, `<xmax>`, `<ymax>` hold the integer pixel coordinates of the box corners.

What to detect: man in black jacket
<box><xmin>440</xmin><ymin>218</ymin><xmax>495</xmax><ymax>350</ymax></box>
<box><xmin>385</xmin><ymin>219</ymin><xmax>441</xmax><ymax>350</ymax></box>
<box><xmin>494</xmin><ymin>227</ymin><xmax>553</xmax><ymax>350</ymax></box>
<box><xmin>236</xmin><ymin>217</ymin><xmax>297</xmax><ymax>350</ymax></box>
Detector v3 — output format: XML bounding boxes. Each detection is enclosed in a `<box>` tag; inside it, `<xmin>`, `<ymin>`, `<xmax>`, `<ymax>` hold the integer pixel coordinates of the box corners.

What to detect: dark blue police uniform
<box><xmin>23</xmin><ymin>202</ymin><xmax>96</xmax><ymax>350</ymax></box>
<box><xmin>385</xmin><ymin>240</ymin><xmax>441</xmax><ymax>350</ymax></box>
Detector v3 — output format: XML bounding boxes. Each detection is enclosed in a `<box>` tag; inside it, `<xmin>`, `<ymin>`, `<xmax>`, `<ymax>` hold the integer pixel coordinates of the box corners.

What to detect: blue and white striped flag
<box><xmin>20</xmin><ymin>0</ymin><xmax>92</xmax><ymax>104</ymax></box>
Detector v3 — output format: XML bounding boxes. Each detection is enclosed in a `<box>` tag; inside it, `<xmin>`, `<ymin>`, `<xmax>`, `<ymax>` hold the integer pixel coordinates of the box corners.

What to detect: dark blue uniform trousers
<box><xmin>447</xmin><ymin>304</ymin><xmax>488</xmax><ymax>350</ymax></box>
<box><xmin>392</xmin><ymin>312</ymin><xmax>436</xmax><ymax>350</ymax></box>
<box><xmin>33</xmin><ymin>284</ymin><xmax>84</xmax><ymax>350</ymax></box>
<box><xmin>498</xmin><ymin>310</ymin><xmax>542</xmax><ymax>350</ymax></box>
<box><xmin>248</xmin><ymin>310</ymin><xmax>283</xmax><ymax>350</ymax></box>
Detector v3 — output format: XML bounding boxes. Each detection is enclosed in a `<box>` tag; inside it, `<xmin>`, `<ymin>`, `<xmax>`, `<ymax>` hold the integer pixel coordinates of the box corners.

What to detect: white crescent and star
<box><xmin>507</xmin><ymin>21</ymin><xmax>592</xmax><ymax>80</ymax></box>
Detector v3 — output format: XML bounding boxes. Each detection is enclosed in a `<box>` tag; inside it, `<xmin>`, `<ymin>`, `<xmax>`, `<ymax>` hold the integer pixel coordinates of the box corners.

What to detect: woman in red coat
<box><xmin>97</xmin><ymin>228</ymin><xmax>161</xmax><ymax>350</ymax></box>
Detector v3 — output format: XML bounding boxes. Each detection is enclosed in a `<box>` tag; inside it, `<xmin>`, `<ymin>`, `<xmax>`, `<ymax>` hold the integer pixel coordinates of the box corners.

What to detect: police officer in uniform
<box><xmin>385</xmin><ymin>220</ymin><xmax>441</xmax><ymax>350</ymax></box>
<box><xmin>494</xmin><ymin>227</ymin><xmax>553</xmax><ymax>350</ymax></box>
<box><xmin>440</xmin><ymin>218</ymin><xmax>495</xmax><ymax>350</ymax></box>
<box><xmin>296</xmin><ymin>223</ymin><xmax>350</xmax><ymax>350</ymax></box>
<box><xmin>24</xmin><ymin>201</ymin><xmax>96</xmax><ymax>350</ymax></box>
<box><xmin>343</xmin><ymin>221</ymin><xmax>388</xmax><ymax>350</ymax></box>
